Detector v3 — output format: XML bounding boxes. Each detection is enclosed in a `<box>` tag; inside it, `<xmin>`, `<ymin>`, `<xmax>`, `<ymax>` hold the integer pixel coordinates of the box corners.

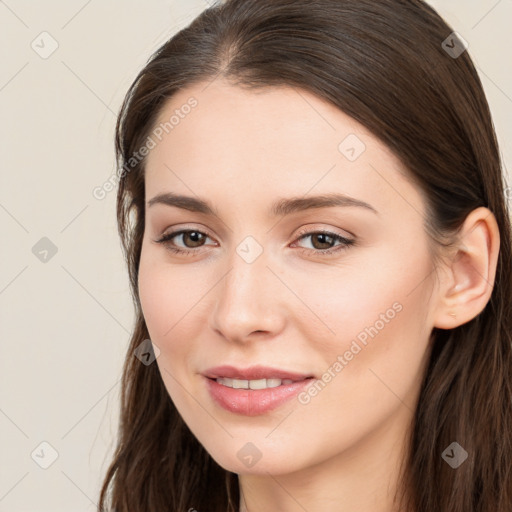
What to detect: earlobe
<box><xmin>433</xmin><ymin>207</ymin><xmax>500</xmax><ymax>329</ymax></box>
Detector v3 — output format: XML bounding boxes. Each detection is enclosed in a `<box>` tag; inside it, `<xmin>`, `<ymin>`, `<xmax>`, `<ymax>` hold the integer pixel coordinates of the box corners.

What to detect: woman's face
<box><xmin>138</xmin><ymin>79</ymin><xmax>441</xmax><ymax>476</ymax></box>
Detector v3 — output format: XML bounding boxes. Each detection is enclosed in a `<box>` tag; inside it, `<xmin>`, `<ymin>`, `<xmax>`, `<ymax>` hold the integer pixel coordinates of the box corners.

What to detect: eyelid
<box><xmin>158</xmin><ymin>223</ymin><xmax>216</xmax><ymax>240</ymax></box>
<box><xmin>159</xmin><ymin>224</ymin><xmax>357</xmax><ymax>240</ymax></box>
<box><xmin>294</xmin><ymin>224</ymin><xmax>355</xmax><ymax>240</ymax></box>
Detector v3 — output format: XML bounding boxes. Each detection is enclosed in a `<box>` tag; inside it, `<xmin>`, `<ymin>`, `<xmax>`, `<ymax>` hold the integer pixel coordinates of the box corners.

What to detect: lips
<box><xmin>202</xmin><ymin>365</ymin><xmax>316</xmax><ymax>415</ymax></box>
<box><xmin>203</xmin><ymin>364</ymin><xmax>313</xmax><ymax>381</ymax></box>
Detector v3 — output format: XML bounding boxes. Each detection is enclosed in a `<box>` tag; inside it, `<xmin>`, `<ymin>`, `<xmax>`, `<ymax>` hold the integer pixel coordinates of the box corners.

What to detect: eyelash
<box><xmin>154</xmin><ymin>227</ymin><xmax>355</xmax><ymax>257</ymax></box>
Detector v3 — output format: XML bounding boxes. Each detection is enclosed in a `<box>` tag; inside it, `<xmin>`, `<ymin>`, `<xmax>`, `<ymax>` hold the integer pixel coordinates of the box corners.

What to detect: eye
<box><xmin>154</xmin><ymin>229</ymin><xmax>215</xmax><ymax>256</ymax></box>
<box><xmin>154</xmin><ymin>227</ymin><xmax>355</xmax><ymax>257</ymax></box>
<box><xmin>292</xmin><ymin>228</ymin><xmax>355</xmax><ymax>256</ymax></box>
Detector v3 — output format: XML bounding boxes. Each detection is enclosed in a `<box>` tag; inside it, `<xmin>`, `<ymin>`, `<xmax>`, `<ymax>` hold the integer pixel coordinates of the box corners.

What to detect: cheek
<box><xmin>137</xmin><ymin>245</ymin><xmax>214</xmax><ymax>389</ymax></box>
<box><xmin>138</xmin><ymin>260</ymin><xmax>169</xmax><ymax>340</ymax></box>
<box><xmin>138</xmin><ymin>245</ymin><xmax>200</xmax><ymax>340</ymax></box>
<box><xmin>294</xmin><ymin>239</ymin><xmax>434</xmax><ymax>393</ymax></box>
<box><xmin>281</xmin><ymin>265</ymin><xmax>433</xmax><ymax>473</ymax></box>
<box><xmin>138</xmin><ymin>253</ymin><xmax>201</xmax><ymax>408</ymax></box>
<box><xmin>300</xmin><ymin>248</ymin><xmax>434</xmax><ymax>418</ymax></box>
<box><xmin>290</xmin><ymin>248</ymin><xmax>431</xmax><ymax>353</ymax></box>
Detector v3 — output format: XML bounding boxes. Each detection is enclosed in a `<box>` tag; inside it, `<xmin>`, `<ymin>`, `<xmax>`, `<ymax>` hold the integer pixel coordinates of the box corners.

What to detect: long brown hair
<box><xmin>98</xmin><ymin>1</ymin><xmax>512</xmax><ymax>510</ymax></box>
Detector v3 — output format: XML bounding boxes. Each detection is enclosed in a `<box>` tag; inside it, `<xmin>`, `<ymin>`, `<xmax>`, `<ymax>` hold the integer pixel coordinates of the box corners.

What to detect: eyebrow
<box><xmin>147</xmin><ymin>191</ymin><xmax>378</xmax><ymax>216</ymax></box>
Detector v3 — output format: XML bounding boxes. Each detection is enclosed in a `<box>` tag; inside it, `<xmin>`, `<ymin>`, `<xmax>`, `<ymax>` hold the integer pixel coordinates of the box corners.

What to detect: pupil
<box><xmin>186</xmin><ymin>231</ymin><xmax>204</xmax><ymax>247</ymax></box>
<box><xmin>314</xmin><ymin>233</ymin><xmax>332</xmax><ymax>249</ymax></box>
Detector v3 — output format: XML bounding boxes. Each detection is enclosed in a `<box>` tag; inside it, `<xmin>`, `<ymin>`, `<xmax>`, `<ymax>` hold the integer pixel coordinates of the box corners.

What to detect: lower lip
<box><xmin>205</xmin><ymin>377</ymin><xmax>314</xmax><ymax>416</ymax></box>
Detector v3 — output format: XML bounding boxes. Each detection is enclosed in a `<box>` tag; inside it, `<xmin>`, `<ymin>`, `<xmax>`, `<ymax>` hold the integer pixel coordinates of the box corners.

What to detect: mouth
<box><xmin>209</xmin><ymin>376</ymin><xmax>313</xmax><ymax>390</ymax></box>
<box><xmin>203</xmin><ymin>364</ymin><xmax>314</xmax><ymax>383</ymax></box>
<box><xmin>202</xmin><ymin>365</ymin><xmax>316</xmax><ymax>416</ymax></box>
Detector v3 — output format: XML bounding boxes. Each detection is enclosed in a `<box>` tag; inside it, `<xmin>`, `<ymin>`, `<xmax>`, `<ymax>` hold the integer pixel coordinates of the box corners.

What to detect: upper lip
<box><xmin>203</xmin><ymin>365</ymin><xmax>314</xmax><ymax>381</ymax></box>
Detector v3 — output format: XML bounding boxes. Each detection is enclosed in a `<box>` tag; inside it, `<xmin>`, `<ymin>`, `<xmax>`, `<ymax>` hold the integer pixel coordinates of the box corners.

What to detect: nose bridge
<box><xmin>210</xmin><ymin>236</ymin><xmax>284</xmax><ymax>340</ymax></box>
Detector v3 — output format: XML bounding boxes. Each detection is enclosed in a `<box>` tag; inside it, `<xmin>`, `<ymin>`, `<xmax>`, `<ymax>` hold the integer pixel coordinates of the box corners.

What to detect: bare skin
<box><xmin>137</xmin><ymin>79</ymin><xmax>500</xmax><ymax>512</ymax></box>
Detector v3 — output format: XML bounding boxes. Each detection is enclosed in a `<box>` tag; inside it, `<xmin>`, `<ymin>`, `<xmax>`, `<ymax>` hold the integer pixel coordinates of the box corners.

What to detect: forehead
<box><xmin>149</xmin><ymin>79</ymin><xmax>374</xmax><ymax>162</ymax></box>
<box><xmin>143</xmin><ymin>79</ymin><xmax>424</xmax><ymax>222</ymax></box>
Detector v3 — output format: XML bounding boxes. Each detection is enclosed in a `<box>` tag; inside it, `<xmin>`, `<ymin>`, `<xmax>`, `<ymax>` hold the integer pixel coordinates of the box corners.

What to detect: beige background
<box><xmin>0</xmin><ymin>1</ymin><xmax>510</xmax><ymax>510</ymax></box>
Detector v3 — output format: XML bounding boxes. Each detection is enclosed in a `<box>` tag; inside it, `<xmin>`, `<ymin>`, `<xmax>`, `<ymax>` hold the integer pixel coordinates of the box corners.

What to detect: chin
<box><xmin>203</xmin><ymin>442</ymin><xmax>306</xmax><ymax>476</ymax></box>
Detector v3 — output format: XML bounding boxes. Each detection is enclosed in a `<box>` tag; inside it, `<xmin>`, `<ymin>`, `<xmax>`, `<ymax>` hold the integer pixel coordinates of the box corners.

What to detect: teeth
<box><xmin>215</xmin><ymin>377</ymin><xmax>298</xmax><ymax>389</ymax></box>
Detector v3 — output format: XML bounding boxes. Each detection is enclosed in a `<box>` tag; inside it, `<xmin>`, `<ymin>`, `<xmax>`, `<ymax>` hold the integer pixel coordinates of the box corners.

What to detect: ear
<box><xmin>433</xmin><ymin>206</ymin><xmax>500</xmax><ymax>329</ymax></box>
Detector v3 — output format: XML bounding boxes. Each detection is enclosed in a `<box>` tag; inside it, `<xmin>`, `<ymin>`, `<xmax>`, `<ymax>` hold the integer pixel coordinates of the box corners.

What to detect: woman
<box><xmin>99</xmin><ymin>0</ymin><xmax>512</xmax><ymax>510</ymax></box>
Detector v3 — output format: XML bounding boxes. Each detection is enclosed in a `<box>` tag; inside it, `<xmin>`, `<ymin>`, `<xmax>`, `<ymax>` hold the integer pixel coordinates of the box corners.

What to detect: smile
<box><xmin>215</xmin><ymin>377</ymin><xmax>306</xmax><ymax>389</ymax></box>
<box><xmin>205</xmin><ymin>375</ymin><xmax>315</xmax><ymax>416</ymax></box>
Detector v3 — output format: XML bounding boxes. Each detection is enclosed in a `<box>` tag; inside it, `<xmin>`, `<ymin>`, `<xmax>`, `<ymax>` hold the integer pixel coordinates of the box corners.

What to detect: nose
<box><xmin>209</xmin><ymin>244</ymin><xmax>286</xmax><ymax>344</ymax></box>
